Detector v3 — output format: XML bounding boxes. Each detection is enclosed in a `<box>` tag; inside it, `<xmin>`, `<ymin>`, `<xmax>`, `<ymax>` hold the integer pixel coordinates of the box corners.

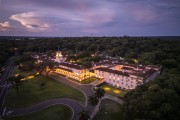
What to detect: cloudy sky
<box><xmin>0</xmin><ymin>0</ymin><xmax>180</xmax><ymax>36</ymax></box>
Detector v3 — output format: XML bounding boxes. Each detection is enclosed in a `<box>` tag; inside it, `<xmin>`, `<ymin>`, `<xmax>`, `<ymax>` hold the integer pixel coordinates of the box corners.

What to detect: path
<box><xmin>0</xmin><ymin>58</ymin><xmax>14</xmax><ymax>114</ymax></box>
<box><xmin>5</xmin><ymin>98</ymin><xmax>84</xmax><ymax>120</ymax></box>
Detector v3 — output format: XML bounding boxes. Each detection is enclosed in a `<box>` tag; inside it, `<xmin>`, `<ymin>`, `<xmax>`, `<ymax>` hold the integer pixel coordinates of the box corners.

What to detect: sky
<box><xmin>0</xmin><ymin>0</ymin><xmax>180</xmax><ymax>36</ymax></box>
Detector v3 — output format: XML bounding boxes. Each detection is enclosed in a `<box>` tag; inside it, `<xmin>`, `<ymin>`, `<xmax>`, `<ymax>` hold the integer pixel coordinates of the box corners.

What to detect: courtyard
<box><xmin>100</xmin><ymin>83</ymin><xmax>127</xmax><ymax>98</ymax></box>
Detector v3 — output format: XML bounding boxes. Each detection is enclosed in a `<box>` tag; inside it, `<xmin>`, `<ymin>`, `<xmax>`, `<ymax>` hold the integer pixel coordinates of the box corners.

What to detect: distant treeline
<box><xmin>0</xmin><ymin>37</ymin><xmax>180</xmax><ymax>67</ymax></box>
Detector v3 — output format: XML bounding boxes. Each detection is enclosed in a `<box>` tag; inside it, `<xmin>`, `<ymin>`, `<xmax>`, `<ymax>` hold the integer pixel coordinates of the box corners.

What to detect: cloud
<box><xmin>0</xmin><ymin>0</ymin><xmax>179</xmax><ymax>36</ymax></box>
<box><xmin>0</xmin><ymin>21</ymin><xmax>10</xmax><ymax>31</ymax></box>
<box><xmin>10</xmin><ymin>12</ymin><xmax>50</xmax><ymax>32</ymax></box>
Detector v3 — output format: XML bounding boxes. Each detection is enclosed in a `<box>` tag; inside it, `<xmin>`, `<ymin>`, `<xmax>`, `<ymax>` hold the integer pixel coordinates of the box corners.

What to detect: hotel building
<box><xmin>95</xmin><ymin>64</ymin><xmax>161</xmax><ymax>90</ymax></box>
<box><xmin>55</xmin><ymin>62</ymin><xmax>95</xmax><ymax>81</ymax></box>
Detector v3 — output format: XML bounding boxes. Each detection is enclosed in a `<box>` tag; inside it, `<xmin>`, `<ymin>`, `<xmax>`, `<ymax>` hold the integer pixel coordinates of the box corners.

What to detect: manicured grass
<box><xmin>100</xmin><ymin>84</ymin><xmax>127</xmax><ymax>97</ymax></box>
<box><xmin>4</xmin><ymin>105</ymin><xmax>72</xmax><ymax>120</ymax></box>
<box><xmin>81</xmin><ymin>77</ymin><xmax>98</xmax><ymax>84</ymax></box>
<box><xmin>93</xmin><ymin>99</ymin><xmax>124</xmax><ymax>120</ymax></box>
<box><xmin>5</xmin><ymin>67</ymin><xmax>85</xmax><ymax>108</ymax></box>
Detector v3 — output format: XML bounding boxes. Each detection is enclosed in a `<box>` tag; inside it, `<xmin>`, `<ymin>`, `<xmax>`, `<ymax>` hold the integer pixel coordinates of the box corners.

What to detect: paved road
<box><xmin>6</xmin><ymin>98</ymin><xmax>84</xmax><ymax>120</ymax></box>
<box><xmin>0</xmin><ymin>58</ymin><xmax>14</xmax><ymax>114</ymax></box>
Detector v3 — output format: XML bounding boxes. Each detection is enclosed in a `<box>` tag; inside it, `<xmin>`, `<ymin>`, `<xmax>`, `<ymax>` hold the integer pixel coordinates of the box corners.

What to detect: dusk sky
<box><xmin>0</xmin><ymin>0</ymin><xmax>180</xmax><ymax>36</ymax></box>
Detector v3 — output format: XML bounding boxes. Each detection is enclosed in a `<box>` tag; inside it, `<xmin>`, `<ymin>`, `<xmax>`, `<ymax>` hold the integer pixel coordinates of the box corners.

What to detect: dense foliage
<box><xmin>1</xmin><ymin>37</ymin><xmax>180</xmax><ymax>119</ymax></box>
<box><xmin>124</xmin><ymin>69</ymin><xmax>180</xmax><ymax>120</ymax></box>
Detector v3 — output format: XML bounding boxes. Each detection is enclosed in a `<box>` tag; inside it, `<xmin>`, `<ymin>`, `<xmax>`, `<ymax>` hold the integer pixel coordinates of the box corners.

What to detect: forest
<box><xmin>0</xmin><ymin>37</ymin><xmax>180</xmax><ymax>120</ymax></box>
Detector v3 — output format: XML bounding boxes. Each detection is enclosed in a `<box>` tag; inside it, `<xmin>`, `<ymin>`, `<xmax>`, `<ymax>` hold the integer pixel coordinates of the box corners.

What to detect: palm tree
<box><xmin>8</xmin><ymin>74</ymin><xmax>24</xmax><ymax>94</ymax></box>
<box><xmin>78</xmin><ymin>110</ymin><xmax>90</xmax><ymax>120</ymax></box>
<box><xmin>94</xmin><ymin>88</ymin><xmax>105</xmax><ymax>99</ymax></box>
<box><xmin>88</xmin><ymin>95</ymin><xmax>99</xmax><ymax>106</ymax></box>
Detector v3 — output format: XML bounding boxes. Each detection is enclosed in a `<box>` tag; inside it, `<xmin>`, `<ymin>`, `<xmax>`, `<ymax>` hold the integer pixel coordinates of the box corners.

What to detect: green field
<box><xmin>93</xmin><ymin>99</ymin><xmax>124</xmax><ymax>120</ymax></box>
<box><xmin>4</xmin><ymin>105</ymin><xmax>72</xmax><ymax>120</ymax></box>
<box><xmin>81</xmin><ymin>77</ymin><xmax>98</xmax><ymax>84</ymax></box>
<box><xmin>5</xmin><ymin>67</ymin><xmax>85</xmax><ymax>108</ymax></box>
<box><xmin>100</xmin><ymin>84</ymin><xmax>127</xmax><ymax>97</ymax></box>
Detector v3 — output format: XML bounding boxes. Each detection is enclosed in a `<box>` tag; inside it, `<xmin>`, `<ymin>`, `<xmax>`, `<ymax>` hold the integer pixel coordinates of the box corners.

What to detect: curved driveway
<box><xmin>7</xmin><ymin>98</ymin><xmax>84</xmax><ymax>120</ymax></box>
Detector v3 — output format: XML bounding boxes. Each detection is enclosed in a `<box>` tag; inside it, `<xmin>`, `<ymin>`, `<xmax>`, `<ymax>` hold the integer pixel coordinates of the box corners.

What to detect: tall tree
<box><xmin>94</xmin><ymin>88</ymin><xmax>105</xmax><ymax>99</ymax></box>
<box><xmin>37</xmin><ymin>60</ymin><xmax>56</xmax><ymax>77</ymax></box>
<box><xmin>88</xmin><ymin>95</ymin><xmax>99</xmax><ymax>106</ymax></box>
<box><xmin>8</xmin><ymin>74</ymin><xmax>24</xmax><ymax>94</ymax></box>
<box><xmin>78</xmin><ymin>110</ymin><xmax>90</xmax><ymax>120</ymax></box>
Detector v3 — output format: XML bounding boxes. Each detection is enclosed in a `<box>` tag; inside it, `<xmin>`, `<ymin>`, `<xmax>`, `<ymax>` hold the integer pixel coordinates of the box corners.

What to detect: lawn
<box><xmin>81</xmin><ymin>77</ymin><xmax>98</xmax><ymax>84</ymax></box>
<box><xmin>100</xmin><ymin>84</ymin><xmax>127</xmax><ymax>98</ymax></box>
<box><xmin>93</xmin><ymin>99</ymin><xmax>125</xmax><ymax>120</ymax></box>
<box><xmin>4</xmin><ymin>105</ymin><xmax>72</xmax><ymax>120</ymax></box>
<box><xmin>5</xmin><ymin>67</ymin><xmax>85</xmax><ymax>108</ymax></box>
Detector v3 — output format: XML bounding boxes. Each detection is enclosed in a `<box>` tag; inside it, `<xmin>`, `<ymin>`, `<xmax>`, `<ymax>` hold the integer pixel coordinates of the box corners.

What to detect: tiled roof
<box><xmin>57</xmin><ymin>66</ymin><xmax>73</xmax><ymax>72</ymax></box>
<box><xmin>95</xmin><ymin>67</ymin><xmax>129</xmax><ymax>77</ymax></box>
<box><xmin>121</xmin><ymin>67</ymin><xmax>133</xmax><ymax>70</ymax></box>
<box><xmin>58</xmin><ymin>62</ymin><xmax>82</xmax><ymax>70</ymax></box>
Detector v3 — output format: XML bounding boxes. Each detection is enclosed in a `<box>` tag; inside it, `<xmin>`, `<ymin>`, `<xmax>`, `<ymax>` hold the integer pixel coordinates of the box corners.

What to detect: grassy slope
<box><xmin>93</xmin><ymin>99</ymin><xmax>124</xmax><ymax>120</ymax></box>
<box><xmin>5</xmin><ymin>67</ymin><xmax>85</xmax><ymax>108</ymax></box>
<box><xmin>4</xmin><ymin>105</ymin><xmax>72</xmax><ymax>120</ymax></box>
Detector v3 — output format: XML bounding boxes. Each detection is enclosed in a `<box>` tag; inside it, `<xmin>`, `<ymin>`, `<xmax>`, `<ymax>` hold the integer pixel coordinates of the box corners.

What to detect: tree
<box><xmin>123</xmin><ymin>71</ymin><xmax>180</xmax><ymax>120</ymax></box>
<box><xmin>8</xmin><ymin>75</ymin><xmax>24</xmax><ymax>94</ymax></box>
<box><xmin>94</xmin><ymin>88</ymin><xmax>105</xmax><ymax>99</ymax></box>
<box><xmin>88</xmin><ymin>95</ymin><xmax>99</xmax><ymax>106</ymax></box>
<box><xmin>78</xmin><ymin>110</ymin><xmax>90</xmax><ymax>120</ymax></box>
<box><xmin>37</xmin><ymin>60</ymin><xmax>56</xmax><ymax>77</ymax></box>
<box><xmin>82</xmin><ymin>61</ymin><xmax>92</xmax><ymax>82</ymax></box>
<box><xmin>162</xmin><ymin>59</ymin><xmax>178</xmax><ymax>68</ymax></box>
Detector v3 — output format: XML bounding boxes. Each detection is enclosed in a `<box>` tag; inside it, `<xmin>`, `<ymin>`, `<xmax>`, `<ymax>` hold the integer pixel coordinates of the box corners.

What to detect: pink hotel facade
<box><xmin>94</xmin><ymin>64</ymin><xmax>161</xmax><ymax>90</ymax></box>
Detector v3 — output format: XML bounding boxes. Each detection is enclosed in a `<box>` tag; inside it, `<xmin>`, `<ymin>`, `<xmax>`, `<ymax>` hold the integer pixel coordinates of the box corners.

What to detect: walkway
<box><xmin>5</xmin><ymin>98</ymin><xmax>84</xmax><ymax>120</ymax></box>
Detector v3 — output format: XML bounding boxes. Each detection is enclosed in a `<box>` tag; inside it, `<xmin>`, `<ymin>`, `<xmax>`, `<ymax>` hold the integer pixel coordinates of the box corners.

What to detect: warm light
<box><xmin>15</xmin><ymin>74</ymin><xmax>19</xmax><ymax>76</ymax></box>
<box><xmin>132</xmin><ymin>59</ymin><xmax>138</xmax><ymax>63</ymax></box>
<box><xmin>36</xmin><ymin>72</ymin><xmax>40</xmax><ymax>75</ymax></box>
<box><xmin>104</xmin><ymin>87</ymin><xmax>110</xmax><ymax>91</ymax></box>
<box><xmin>113</xmin><ymin>89</ymin><xmax>121</xmax><ymax>94</ymax></box>
<box><xmin>21</xmin><ymin>78</ymin><xmax>26</xmax><ymax>80</ymax></box>
<box><xmin>28</xmin><ymin>76</ymin><xmax>34</xmax><ymax>79</ymax></box>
